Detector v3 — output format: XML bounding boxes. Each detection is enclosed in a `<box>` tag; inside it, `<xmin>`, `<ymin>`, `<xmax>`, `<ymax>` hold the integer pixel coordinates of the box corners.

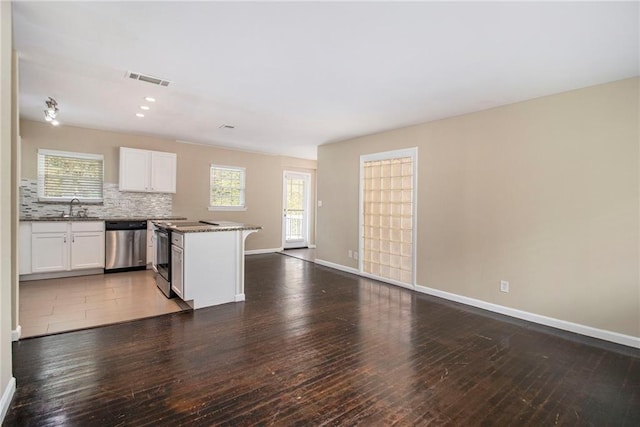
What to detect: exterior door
<box><xmin>283</xmin><ymin>172</ymin><xmax>310</xmax><ymax>249</ymax></box>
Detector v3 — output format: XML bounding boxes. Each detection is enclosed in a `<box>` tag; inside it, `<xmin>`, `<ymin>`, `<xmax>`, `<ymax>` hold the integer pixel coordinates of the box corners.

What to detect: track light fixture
<box><xmin>44</xmin><ymin>97</ymin><xmax>60</xmax><ymax>126</ymax></box>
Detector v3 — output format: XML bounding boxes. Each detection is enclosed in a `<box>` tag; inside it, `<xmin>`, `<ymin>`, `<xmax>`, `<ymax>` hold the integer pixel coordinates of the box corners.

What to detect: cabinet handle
<box><xmin>64</xmin><ymin>236</ymin><xmax>67</xmax><ymax>243</ymax></box>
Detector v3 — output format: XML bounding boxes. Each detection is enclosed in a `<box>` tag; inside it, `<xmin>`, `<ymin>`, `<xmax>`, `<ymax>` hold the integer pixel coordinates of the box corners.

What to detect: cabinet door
<box><xmin>150</xmin><ymin>232</ymin><xmax>158</xmax><ymax>272</ymax></box>
<box><xmin>150</xmin><ymin>151</ymin><xmax>177</xmax><ymax>193</ymax></box>
<box><xmin>146</xmin><ymin>221</ymin><xmax>154</xmax><ymax>265</ymax></box>
<box><xmin>19</xmin><ymin>223</ymin><xmax>32</xmax><ymax>275</ymax></box>
<box><xmin>171</xmin><ymin>245</ymin><xmax>184</xmax><ymax>299</ymax></box>
<box><xmin>32</xmin><ymin>233</ymin><xmax>68</xmax><ymax>273</ymax></box>
<box><xmin>119</xmin><ymin>147</ymin><xmax>150</xmax><ymax>192</ymax></box>
<box><xmin>71</xmin><ymin>232</ymin><xmax>105</xmax><ymax>270</ymax></box>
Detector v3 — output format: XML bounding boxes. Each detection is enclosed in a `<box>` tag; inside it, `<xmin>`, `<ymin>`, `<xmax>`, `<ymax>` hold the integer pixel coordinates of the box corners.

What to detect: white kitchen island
<box><xmin>157</xmin><ymin>221</ymin><xmax>261</xmax><ymax>309</ymax></box>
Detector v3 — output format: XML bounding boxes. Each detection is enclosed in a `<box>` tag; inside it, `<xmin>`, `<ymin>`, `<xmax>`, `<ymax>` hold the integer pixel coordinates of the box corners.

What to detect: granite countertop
<box><xmin>105</xmin><ymin>216</ymin><xmax>187</xmax><ymax>222</ymax></box>
<box><xmin>154</xmin><ymin>220</ymin><xmax>262</xmax><ymax>233</ymax></box>
<box><xmin>20</xmin><ymin>215</ymin><xmax>187</xmax><ymax>222</ymax></box>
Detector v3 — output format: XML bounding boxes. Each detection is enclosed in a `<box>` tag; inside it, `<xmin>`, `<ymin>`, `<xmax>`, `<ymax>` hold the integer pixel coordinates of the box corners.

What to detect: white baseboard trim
<box><xmin>245</xmin><ymin>247</ymin><xmax>282</xmax><ymax>255</ymax></box>
<box><xmin>311</xmin><ymin>259</ymin><xmax>640</xmax><ymax>349</ymax></box>
<box><xmin>11</xmin><ymin>325</ymin><xmax>21</xmax><ymax>342</ymax></box>
<box><xmin>20</xmin><ymin>268</ymin><xmax>104</xmax><ymax>282</ymax></box>
<box><xmin>314</xmin><ymin>258</ymin><xmax>359</xmax><ymax>275</ymax></box>
<box><xmin>415</xmin><ymin>285</ymin><xmax>640</xmax><ymax>349</ymax></box>
<box><xmin>0</xmin><ymin>377</ymin><xmax>16</xmax><ymax>424</ymax></box>
<box><xmin>358</xmin><ymin>271</ymin><xmax>415</xmax><ymax>290</ymax></box>
<box><xmin>235</xmin><ymin>293</ymin><xmax>245</xmax><ymax>302</ymax></box>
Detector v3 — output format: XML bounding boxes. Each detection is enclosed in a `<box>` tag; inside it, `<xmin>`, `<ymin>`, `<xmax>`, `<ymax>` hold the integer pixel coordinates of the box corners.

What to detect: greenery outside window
<box><xmin>37</xmin><ymin>149</ymin><xmax>104</xmax><ymax>202</ymax></box>
<box><xmin>209</xmin><ymin>164</ymin><xmax>246</xmax><ymax>210</ymax></box>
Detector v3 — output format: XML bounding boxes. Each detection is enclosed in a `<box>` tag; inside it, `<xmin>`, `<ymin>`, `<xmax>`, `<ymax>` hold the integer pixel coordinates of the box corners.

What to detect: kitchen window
<box><xmin>209</xmin><ymin>164</ymin><xmax>246</xmax><ymax>210</ymax></box>
<box><xmin>37</xmin><ymin>149</ymin><xmax>104</xmax><ymax>202</ymax></box>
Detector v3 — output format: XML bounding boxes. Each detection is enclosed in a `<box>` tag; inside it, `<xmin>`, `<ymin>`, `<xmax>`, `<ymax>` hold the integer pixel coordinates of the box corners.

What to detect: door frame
<box><xmin>282</xmin><ymin>171</ymin><xmax>312</xmax><ymax>249</ymax></box>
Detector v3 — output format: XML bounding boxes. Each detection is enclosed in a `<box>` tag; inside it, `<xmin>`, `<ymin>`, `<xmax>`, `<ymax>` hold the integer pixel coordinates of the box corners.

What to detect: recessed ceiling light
<box><xmin>136</xmin><ymin>113</ymin><xmax>145</xmax><ymax>118</ymax></box>
<box><xmin>144</xmin><ymin>97</ymin><xmax>156</xmax><ymax>102</ymax></box>
<box><xmin>140</xmin><ymin>105</ymin><xmax>150</xmax><ymax>110</ymax></box>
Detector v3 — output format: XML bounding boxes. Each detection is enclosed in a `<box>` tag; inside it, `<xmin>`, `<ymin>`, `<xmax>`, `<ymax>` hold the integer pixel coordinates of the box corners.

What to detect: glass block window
<box><xmin>362</xmin><ymin>155</ymin><xmax>414</xmax><ymax>284</ymax></box>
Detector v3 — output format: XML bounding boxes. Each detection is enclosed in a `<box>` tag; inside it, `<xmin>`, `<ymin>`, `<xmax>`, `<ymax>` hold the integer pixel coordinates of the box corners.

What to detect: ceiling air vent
<box><xmin>125</xmin><ymin>71</ymin><xmax>171</xmax><ymax>87</ymax></box>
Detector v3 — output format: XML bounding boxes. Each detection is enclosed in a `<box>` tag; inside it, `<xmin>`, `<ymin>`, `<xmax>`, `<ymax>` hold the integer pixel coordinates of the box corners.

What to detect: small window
<box><xmin>209</xmin><ymin>164</ymin><xmax>246</xmax><ymax>210</ymax></box>
<box><xmin>37</xmin><ymin>149</ymin><xmax>104</xmax><ymax>202</ymax></box>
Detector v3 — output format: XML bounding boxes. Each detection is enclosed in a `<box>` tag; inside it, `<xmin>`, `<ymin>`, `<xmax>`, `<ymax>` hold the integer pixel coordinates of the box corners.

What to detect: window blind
<box><xmin>210</xmin><ymin>165</ymin><xmax>246</xmax><ymax>209</ymax></box>
<box><xmin>37</xmin><ymin>149</ymin><xmax>104</xmax><ymax>202</ymax></box>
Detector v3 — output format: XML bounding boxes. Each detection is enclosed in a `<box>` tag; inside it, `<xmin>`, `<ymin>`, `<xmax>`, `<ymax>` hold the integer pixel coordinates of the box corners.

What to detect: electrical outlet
<box><xmin>318</xmin><ymin>200</ymin><xmax>323</xmax><ymax>207</ymax></box>
<box><xmin>500</xmin><ymin>280</ymin><xmax>509</xmax><ymax>293</ymax></box>
<box><xmin>353</xmin><ymin>252</ymin><xmax>359</xmax><ymax>260</ymax></box>
<box><xmin>348</xmin><ymin>250</ymin><xmax>353</xmax><ymax>258</ymax></box>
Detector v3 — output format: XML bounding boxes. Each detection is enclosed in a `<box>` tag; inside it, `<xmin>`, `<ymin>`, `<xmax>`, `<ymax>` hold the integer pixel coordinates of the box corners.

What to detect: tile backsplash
<box><xmin>20</xmin><ymin>178</ymin><xmax>173</xmax><ymax>218</ymax></box>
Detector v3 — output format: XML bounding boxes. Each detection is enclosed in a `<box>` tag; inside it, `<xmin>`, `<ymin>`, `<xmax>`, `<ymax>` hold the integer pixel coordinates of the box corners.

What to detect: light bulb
<box><xmin>51</xmin><ymin>120</ymin><xmax>60</xmax><ymax>126</ymax></box>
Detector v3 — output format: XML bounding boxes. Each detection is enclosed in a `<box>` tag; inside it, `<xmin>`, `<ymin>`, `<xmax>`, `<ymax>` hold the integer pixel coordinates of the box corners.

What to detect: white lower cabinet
<box><xmin>171</xmin><ymin>244</ymin><xmax>184</xmax><ymax>299</ymax></box>
<box><xmin>19</xmin><ymin>223</ymin><xmax>32</xmax><ymax>275</ymax></box>
<box><xmin>22</xmin><ymin>221</ymin><xmax>105</xmax><ymax>275</ymax></box>
<box><xmin>147</xmin><ymin>221</ymin><xmax>155</xmax><ymax>266</ymax></box>
<box><xmin>171</xmin><ymin>231</ymin><xmax>238</xmax><ymax>308</ymax></box>
<box><xmin>70</xmin><ymin>231</ymin><xmax>105</xmax><ymax>270</ymax></box>
<box><xmin>31</xmin><ymin>232</ymin><xmax>68</xmax><ymax>273</ymax></box>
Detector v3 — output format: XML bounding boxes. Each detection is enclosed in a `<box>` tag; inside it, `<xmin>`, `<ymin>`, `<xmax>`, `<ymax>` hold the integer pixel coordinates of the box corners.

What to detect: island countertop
<box><xmin>153</xmin><ymin>220</ymin><xmax>262</xmax><ymax>233</ymax></box>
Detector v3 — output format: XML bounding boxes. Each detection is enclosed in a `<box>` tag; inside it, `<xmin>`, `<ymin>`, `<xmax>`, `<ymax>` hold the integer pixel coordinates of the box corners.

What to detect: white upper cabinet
<box><xmin>119</xmin><ymin>147</ymin><xmax>150</xmax><ymax>192</ymax></box>
<box><xmin>119</xmin><ymin>147</ymin><xmax>176</xmax><ymax>193</ymax></box>
<box><xmin>150</xmin><ymin>151</ymin><xmax>177</xmax><ymax>193</ymax></box>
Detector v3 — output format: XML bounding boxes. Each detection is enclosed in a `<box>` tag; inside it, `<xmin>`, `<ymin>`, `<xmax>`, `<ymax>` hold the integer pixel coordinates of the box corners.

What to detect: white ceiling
<box><xmin>13</xmin><ymin>1</ymin><xmax>639</xmax><ymax>160</ymax></box>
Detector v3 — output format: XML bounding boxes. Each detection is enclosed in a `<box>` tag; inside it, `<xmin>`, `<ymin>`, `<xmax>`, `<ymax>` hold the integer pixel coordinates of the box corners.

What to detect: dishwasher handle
<box><xmin>105</xmin><ymin>221</ymin><xmax>147</xmax><ymax>230</ymax></box>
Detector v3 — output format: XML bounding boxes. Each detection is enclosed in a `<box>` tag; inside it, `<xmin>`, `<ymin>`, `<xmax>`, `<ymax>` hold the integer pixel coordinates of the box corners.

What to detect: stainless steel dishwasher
<box><xmin>104</xmin><ymin>220</ymin><xmax>147</xmax><ymax>272</ymax></box>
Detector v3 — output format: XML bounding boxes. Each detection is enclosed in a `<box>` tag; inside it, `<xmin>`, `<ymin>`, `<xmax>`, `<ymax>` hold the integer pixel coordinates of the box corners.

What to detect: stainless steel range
<box><xmin>154</xmin><ymin>224</ymin><xmax>172</xmax><ymax>297</ymax></box>
<box><xmin>153</xmin><ymin>220</ymin><xmax>203</xmax><ymax>298</ymax></box>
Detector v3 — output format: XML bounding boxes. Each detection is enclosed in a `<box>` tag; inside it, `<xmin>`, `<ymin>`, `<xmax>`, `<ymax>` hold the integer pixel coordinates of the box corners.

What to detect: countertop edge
<box><xmin>20</xmin><ymin>216</ymin><xmax>188</xmax><ymax>222</ymax></box>
<box><xmin>171</xmin><ymin>226</ymin><xmax>263</xmax><ymax>233</ymax></box>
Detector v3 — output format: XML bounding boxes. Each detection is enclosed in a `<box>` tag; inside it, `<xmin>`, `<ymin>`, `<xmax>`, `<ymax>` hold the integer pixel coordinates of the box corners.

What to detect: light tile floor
<box><xmin>19</xmin><ymin>270</ymin><xmax>184</xmax><ymax>338</ymax></box>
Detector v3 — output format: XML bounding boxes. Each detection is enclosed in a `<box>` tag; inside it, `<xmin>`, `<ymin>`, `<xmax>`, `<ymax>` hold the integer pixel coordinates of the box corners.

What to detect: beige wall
<box><xmin>317</xmin><ymin>77</ymin><xmax>639</xmax><ymax>338</ymax></box>
<box><xmin>20</xmin><ymin>120</ymin><xmax>317</xmax><ymax>251</ymax></box>
<box><xmin>1</xmin><ymin>0</ymin><xmax>14</xmax><ymax>416</ymax></box>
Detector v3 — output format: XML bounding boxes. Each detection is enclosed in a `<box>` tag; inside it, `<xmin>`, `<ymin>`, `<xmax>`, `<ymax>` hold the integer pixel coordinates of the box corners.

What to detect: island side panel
<box><xmin>183</xmin><ymin>231</ymin><xmax>238</xmax><ymax>309</ymax></box>
<box><xmin>236</xmin><ymin>229</ymin><xmax>259</xmax><ymax>301</ymax></box>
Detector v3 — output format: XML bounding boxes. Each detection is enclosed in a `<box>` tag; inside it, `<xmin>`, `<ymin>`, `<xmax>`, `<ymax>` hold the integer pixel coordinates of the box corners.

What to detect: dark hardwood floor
<box><xmin>5</xmin><ymin>254</ymin><xmax>640</xmax><ymax>426</ymax></box>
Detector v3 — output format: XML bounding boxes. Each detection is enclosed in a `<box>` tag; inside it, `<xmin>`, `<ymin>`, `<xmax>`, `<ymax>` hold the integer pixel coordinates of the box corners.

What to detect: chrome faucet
<box><xmin>69</xmin><ymin>198</ymin><xmax>81</xmax><ymax>217</ymax></box>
